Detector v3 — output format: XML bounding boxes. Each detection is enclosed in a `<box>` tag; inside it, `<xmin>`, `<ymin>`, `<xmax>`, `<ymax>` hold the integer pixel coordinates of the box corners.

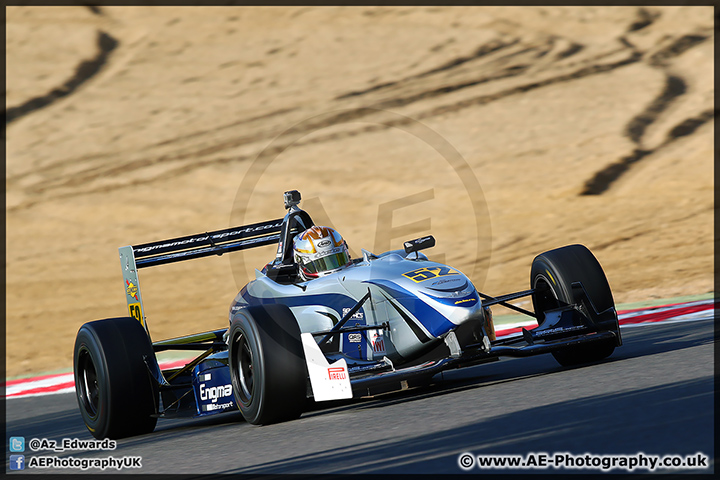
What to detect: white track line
<box><xmin>5</xmin><ymin>299</ymin><xmax>714</xmax><ymax>399</ymax></box>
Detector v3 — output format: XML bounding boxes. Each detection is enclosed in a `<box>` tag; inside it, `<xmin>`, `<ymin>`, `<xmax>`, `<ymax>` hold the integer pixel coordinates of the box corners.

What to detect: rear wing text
<box><xmin>118</xmin><ymin>218</ymin><xmax>283</xmax><ymax>335</ymax></box>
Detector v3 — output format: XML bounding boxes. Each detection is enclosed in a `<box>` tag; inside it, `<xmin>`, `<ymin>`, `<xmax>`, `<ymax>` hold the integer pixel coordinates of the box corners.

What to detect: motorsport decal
<box><xmin>402</xmin><ymin>266</ymin><xmax>460</xmax><ymax>283</ymax></box>
<box><xmin>194</xmin><ymin>371</ymin><xmax>236</xmax><ymax>415</ymax></box>
<box><xmin>133</xmin><ymin>221</ymin><xmax>283</xmax><ymax>254</ymax></box>
<box><xmin>202</xmin><ymin>401</ymin><xmax>234</xmax><ymax>412</ymax></box>
<box><xmin>125</xmin><ymin>280</ymin><xmax>139</xmax><ymax>300</ymax></box>
<box><xmin>200</xmin><ymin>383</ymin><xmax>233</xmax><ymax>403</ymax></box>
<box><xmin>128</xmin><ymin>303</ymin><xmax>143</xmax><ymax>323</ymax></box>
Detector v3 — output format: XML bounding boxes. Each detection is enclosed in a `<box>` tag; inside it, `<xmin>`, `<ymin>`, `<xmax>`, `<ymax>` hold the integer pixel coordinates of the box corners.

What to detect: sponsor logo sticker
<box><xmin>455</xmin><ymin>298</ymin><xmax>477</xmax><ymax>305</ymax></box>
<box><xmin>372</xmin><ymin>334</ymin><xmax>386</xmax><ymax>354</ymax></box>
<box><xmin>199</xmin><ymin>383</ymin><xmax>233</xmax><ymax>403</ymax></box>
<box><xmin>202</xmin><ymin>401</ymin><xmax>235</xmax><ymax>412</ymax></box>
<box><xmin>403</xmin><ymin>266</ymin><xmax>460</xmax><ymax>283</ymax></box>
<box><xmin>128</xmin><ymin>303</ymin><xmax>143</xmax><ymax>323</ymax></box>
<box><xmin>328</xmin><ymin>367</ymin><xmax>347</xmax><ymax>380</ymax></box>
<box><xmin>308</xmin><ymin>246</ymin><xmax>344</xmax><ymax>260</ymax></box>
<box><xmin>125</xmin><ymin>280</ymin><xmax>139</xmax><ymax>300</ymax></box>
<box><xmin>431</xmin><ymin>277</ymin><xmax>463</xmax><ymax>286</ymax></box>
<box><xmin>342</xmin><ymin>307</ymin><xmax>364</xmax><ymax>320</ymax></box>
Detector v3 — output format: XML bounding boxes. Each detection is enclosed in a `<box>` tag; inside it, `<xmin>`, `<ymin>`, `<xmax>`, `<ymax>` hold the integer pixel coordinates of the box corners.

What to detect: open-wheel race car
<box><xmin>73</xmin><ymin>190</ymin><xmax>622</xmax><ymax>439</ymax></box>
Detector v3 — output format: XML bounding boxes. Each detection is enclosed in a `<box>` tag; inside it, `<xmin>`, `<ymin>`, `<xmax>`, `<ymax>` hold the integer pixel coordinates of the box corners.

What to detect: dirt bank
<box><xmin>5</xmin><ymin>6</ymin><xmax>713</xmax><ymax>377</ymax></box>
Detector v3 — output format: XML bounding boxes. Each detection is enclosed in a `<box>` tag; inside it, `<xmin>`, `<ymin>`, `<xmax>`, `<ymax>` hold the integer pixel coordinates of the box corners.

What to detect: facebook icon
<box><xmin>9</xmin><ymin>455</ymin><xmax>25</xmax><ymax>470</ymax></box>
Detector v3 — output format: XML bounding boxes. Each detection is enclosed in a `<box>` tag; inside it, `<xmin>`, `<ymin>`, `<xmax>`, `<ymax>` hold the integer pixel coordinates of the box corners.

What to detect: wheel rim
<box><xmin>533</xmin><ymin>275</ymin><xmax>561</xmax><ymax>318</ymax></box>
<box><xmin>77</xmin><ymin>347</ymin><xmax>100</xmax><ymax>419</ymax></box>
<box><xmin>232</xmin><ymin>332</ymin><xmax>254</xmax><ymax>405</ymax></box>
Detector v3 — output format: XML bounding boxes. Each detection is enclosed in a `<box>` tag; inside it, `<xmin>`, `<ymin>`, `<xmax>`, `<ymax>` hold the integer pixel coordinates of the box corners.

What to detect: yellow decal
<box><xmin>402</xmin><ymin>266</ymin><xmax>459</xmax><ymax>283</ymax></box>
<box><xmin>128</xmin><ymin>302</ymin><xmax>144</xmax><ymax>326</ymax></box>
<box><xmin>545</xmin><ymin>269</ymin><xmax>556</xmax><ymax>285</ymax></box>
<box><xmin>454</xmin><ymin>298</ymin><xmax>476</xmax><ymax>305</ymax></box>
<box><xmin>126</xmin><ymin>280</ymin><xmax>139</xmax><ymax>300</ymax></box>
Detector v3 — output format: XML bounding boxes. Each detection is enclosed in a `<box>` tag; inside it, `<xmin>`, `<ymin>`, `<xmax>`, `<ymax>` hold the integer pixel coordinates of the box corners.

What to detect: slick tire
<box><xmin>228</xmin><ymin>304</ymin><xmax>307</xmax><ymax>425</ymax></box>
<box><xmin>73</xmin><ymin>317</ymin><xmax>158</xmax><ymax>439</ymax></box>
<box><xmin>530</xmin><ymin>244</ymin><xmax>619</xmax><ymax>367</ymax></box>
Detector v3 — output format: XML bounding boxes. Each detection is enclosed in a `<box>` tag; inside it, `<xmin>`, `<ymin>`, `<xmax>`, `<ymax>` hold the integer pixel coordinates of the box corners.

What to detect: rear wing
<box><xmin>118</xmin><ymin>218</ymin><xmax>283</xmax><ymax>334</ymax></box>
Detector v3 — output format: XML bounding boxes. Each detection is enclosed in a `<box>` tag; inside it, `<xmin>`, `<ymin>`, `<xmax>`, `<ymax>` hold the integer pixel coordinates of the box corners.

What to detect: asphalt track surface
<box><xmin>5</xmin><ymin>317</ymin><xmax>714</xmax><ymax>475</ymax></box>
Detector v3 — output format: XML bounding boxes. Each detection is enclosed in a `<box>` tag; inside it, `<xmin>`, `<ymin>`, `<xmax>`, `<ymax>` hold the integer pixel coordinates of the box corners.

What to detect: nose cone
<box><xmin>422</xmin><ymin>276</ymin><xmax>471</xmax><ymax>295</ymax></box>
<box><xmin>419</xmin><ymin>276</ymin><xmax>483</xmax><ymax>326</ymax></box>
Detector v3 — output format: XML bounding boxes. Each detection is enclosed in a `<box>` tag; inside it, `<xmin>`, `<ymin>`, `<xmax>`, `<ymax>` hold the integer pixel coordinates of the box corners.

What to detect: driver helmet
<box><xmin>293</xmin><ymin>226</ymin><xmax>351</xmax><ymax>281</ymax></box>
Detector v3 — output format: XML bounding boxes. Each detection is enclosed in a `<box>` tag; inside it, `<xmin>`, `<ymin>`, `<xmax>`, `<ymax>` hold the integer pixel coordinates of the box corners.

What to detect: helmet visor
<box><xmin>302</xmin><ymin>251</ymin><xmax>350</xmax><ymax>274</ymax></box>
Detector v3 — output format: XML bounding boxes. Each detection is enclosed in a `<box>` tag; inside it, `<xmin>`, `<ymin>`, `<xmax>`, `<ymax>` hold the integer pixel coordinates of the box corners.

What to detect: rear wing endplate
<box><xmin>119</xmin><ymin>218</ymin><xmax>283</xmax><ymax>334</ymax></box>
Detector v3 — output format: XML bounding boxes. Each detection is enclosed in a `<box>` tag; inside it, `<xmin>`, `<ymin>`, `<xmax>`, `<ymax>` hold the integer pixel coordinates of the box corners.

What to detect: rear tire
<box><xmin>530</xmin><ymin>244</ymin><xmax>619</xmax><ymax>367</ymax></box>
<box><xmin>73</xmin><ymin>317</ymin><xmax>158</xmax><ymax>439</ymax></box>
<box><xmin>228</xmin><ymin>304</ymin><xmax>307</xmax><ymax>425</ymax></box>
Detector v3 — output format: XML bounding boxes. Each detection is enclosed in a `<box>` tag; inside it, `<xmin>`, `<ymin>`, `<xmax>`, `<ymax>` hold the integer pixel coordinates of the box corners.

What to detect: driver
<box><xmin>293</xmin><ymin>226</ymin><xmax>351</xmax><ymax>281</ymax></box>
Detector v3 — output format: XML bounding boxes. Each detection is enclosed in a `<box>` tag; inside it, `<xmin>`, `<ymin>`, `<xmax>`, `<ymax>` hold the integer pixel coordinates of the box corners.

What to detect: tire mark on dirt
<box><xmin>581</xmin><ymin>108</ymin><xmax>714</xmax><ymax>196</ymax></box>
<box><xmin>5</xmin><ymin>107</ymin><xmax>298</xmax><ymax>186</ymax></box>
<box><xmin>555</xmin><ymin>42</ymin><xmax>584</xmax><ymax>60</ymax></box>
<box><xmin>8</xmin><ymin>17</ymin><xmax>711</xmax><ymax>210</ymax></box>
<box><xmin>648</xmin><ymin>34</ymin><xmax>709</xmax><ymax>67</ymax></box>
<box><xmin>4</xmin><ymin>31</ymin><xmax>118</xmax><ymax>125</ymax></box>
<box><xmin>581</xmin><ymin>149</ymin><xmax>652</xmax><ymax>196</ymax></box>
<box><xmin>592</xmin><ymin>228</ymin><xmax>657</xmax><ymax>251</ymax></box>
<box><xmin>664</xmin><ymin>108</ymin><xmax>715</xmax><ymax>141</ymax></box>
<box><xmin>11</xmin><ymin>26</ymin><xmax>636</xmax><ymax>201</ymax></box>
<box><xmin>336</xmin><ymin>37</ymin><xmax>520</xmax><ymax>100</ymax></box>
<box><xmin>85</xmin><ymin>5</ymin><xmax>103</xmax><ymax>16</ymax></box>
<box><xmin>581</xmin><ymin>27</ymin><xmax>711</xmax><ymax>196</ymax></box>
<box><xmin>8</xmin><ymin>36</ymin><xmax>645</xmax><ymax>209</ymax></box>
<box><xmin>625</xmin><ymin>74</ymin><xmax>686</xmax><ymax>145</ymax></box>
<box><xmin>419</xmin><ymin>50</ymin><xmax>642</xmax><ymax>119</ymax></box>
<box><xmin>150</xmin><ymin>107</ymin><xmax>299</xmax><ymax>148</ymax></box>
<box><xmin>590</xmin><ymin>204</ymin><xmax>712</xmax><ymax>252</ymax></box>
<box><xmin>627</xmin><ymin>8</ymin><xmax>660</xmax><ymax>32</ymax></box>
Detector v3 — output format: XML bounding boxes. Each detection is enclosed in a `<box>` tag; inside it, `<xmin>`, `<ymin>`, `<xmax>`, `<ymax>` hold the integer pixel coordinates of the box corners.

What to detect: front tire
<box><xmin>530</xmin><ymin>244</ymin><xmax>620</xmax><ymax>367</ymax></box>
<box><xmin>228</xmin><ymin>304</ymin><xmax>307</xmax><ymax>425</ymax></box>
<box><xmin>73</xmin><ymin>317</ymin><xmax>158</xmax><ymax>439</ymax></box>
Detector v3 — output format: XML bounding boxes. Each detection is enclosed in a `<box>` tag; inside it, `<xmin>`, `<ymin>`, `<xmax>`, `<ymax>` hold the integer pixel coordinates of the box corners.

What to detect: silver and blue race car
<box><xmin>73</xmin><ymin>190</ymin><xmax>622</xmax><ymax>439</ymax></box>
